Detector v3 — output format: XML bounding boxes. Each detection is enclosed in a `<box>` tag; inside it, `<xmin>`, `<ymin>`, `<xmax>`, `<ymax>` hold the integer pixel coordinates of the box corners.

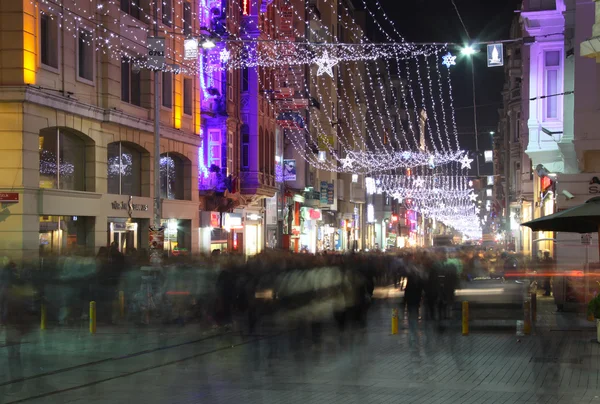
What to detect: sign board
<box><xmin>210</xmin><ymin>212</ymin><xmax>220</xmax><ymax>228</ymax></box>
<box><xmin>283</xmin><ymin>159</ymin><xmax>296</xmax><ymax>181</ymax></box>
<box><xmin>0</xmin><ymin>193</ymin><xmax>18</xmax><ymax>203</ymax></box>
<box><xmin>184</xmin><ymin>38</ymin><xmax>198</xmax><ymax>60</ymax></box>
<box><xmin>147</xmin><ymin>37</ymin><xmax>166</xmax><ymax>69</ymax></box>
<box><xmin>320</xmin><ymin>181</ymin><xmax>329</xmax><ymax>204</ymax></box>
<box><xmin>487</xmin><ymin>43</ymin><xmax>504</xmax><ymax>67</ymax></box>
<box><xmin>582</xmin><ymin>234</ymin><xmax>592</xmax><ymax>245</ymax></box>
<box><xmin>327</xmin><ymin>181</ymin><xmax>335</xmax><ymax>204</ymax></box>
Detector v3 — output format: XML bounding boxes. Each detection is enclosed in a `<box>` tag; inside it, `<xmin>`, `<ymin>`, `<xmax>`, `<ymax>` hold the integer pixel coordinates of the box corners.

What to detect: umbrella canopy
<box><xmin>520</xmin><ymin>197</ymin><xmax>600</xmax><ymax>234</ymax></box>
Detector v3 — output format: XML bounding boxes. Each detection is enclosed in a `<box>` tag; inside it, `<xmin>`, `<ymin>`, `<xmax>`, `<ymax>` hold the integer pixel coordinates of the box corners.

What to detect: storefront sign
<box><xmin>111</xmin><ymin>200</ymin><xmax>148</xmax><ymax>212</ymax></box>
<box><xmin>590</xmin><ymin>177</ymin><xmax>600</xmax><ymax>194</ymax></box>
<box><xmin>0</xmin><ymin>193</ymin><xmax>18</xmax><ymax>203</ymax></box>
<box><xmin>222</xmin><ymin>213</ymin><xmax>243</xmax><ymax>230</ymax></box>
<box><xmin>247</xmin><ymin>213</ymin><xmax>262</xmax><ymax>221</ymax></box>
<box><xmin>320</xmin><ymin>181</ymin><xmax>328</xmax><ymax>204</ymax></box>
<box><xmin>309</xmin><ymin>209</ymin><xmax>321</xmax><ymax>220</ymax></box>
<box><xmin>327</xmin><ymin>182</ymin><xmax>335</xmax><ymax>204</ymax></box>
<box><xmin>210</xmin><ymin>212</ymin><xmax>220</xmax><ymax>228</ymax></box>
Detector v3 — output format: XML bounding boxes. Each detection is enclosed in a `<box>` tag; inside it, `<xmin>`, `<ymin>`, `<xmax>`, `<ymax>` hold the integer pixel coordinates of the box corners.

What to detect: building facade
<box><xmin>0</xmin><ymin>0</ymin><xmax>202</xmax><ymax>263</ymax></box>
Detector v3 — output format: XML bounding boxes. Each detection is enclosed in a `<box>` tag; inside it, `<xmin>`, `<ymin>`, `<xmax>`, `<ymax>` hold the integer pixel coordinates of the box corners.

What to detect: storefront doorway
<box><xmin>108</xmin><ymin>218</ymin><xmax>143</xmax><ymax>253</ymax></box>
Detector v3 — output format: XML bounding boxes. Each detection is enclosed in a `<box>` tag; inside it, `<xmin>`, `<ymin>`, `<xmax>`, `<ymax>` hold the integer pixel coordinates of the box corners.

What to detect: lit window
<box><xmin>544</xmin><ymin>50</ymin><xmax>560</xmax><ymax>120</ymax></box>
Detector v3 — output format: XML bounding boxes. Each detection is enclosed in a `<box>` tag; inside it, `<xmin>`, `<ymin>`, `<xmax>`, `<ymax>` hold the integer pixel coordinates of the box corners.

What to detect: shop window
<box><xmin>160</xmin><ymin>153</ymin><xmax>184</xmax><ymax>200</ymax></box>
<box><xmin>162</xmin><ymin>218</ymin><xmax>191</xmax><ymax>256</ymax></box>
<box><xmin>39</xmin><ymin>129</ymin><xmax>86</xmax><ymax>191</ymax></box>
<box><xmin>40</xmin><ymin>13</ymin><xmax>59</xmax><ymax>69</ymax></box>
<box><xmin>208</xmin><ymin>130</ymin><xmax>222</xmax><ymax>170</ymax></box>
<box><xmin>78</xmin><ymin>28</ymin><xmax>94</xmax><ymax>82</ymax></box>
<box><xmin>183</xmin><ymin>77</ymin><xmax>193</xmax><ymax>115</ymax></box>
<box><xmin>162</xmin><ymin>71</ymin><xmax>172</xmax><ymax>108</ymax></box>
<box><xmin>39</xmin><ymin>215</ymin><xmax>92</xmax><ymax>256</ymax></box>
<box><xmin>162</xmin><ymin>0</ymin><xmax>172</xmax><ymax>27</ymax></box>
<box><xmin>121</xmin><ymin>58</ymin><xmax>141</xmax><ymax>106</ymax></box>
<box><xmin>107</xmin><ymin>142</ymin><xmax>142</xmax><ymax>196</ymax></box>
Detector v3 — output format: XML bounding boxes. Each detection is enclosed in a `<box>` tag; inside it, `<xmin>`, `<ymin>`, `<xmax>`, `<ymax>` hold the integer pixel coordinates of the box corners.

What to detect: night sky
<box><xmin>362</xmin><ymin>0</ymin><xmax>523</xmax><ymax>172</ymax></box>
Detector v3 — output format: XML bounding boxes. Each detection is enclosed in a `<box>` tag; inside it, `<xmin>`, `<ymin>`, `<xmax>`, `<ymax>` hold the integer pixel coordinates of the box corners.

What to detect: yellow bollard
<box><xmin>462</xmin><ymin>301</ymin><xmax>469</xmax><ymax>336</ymax></box>
<box><xmin>89</xmin><ymin>301</ymin><xmax>96</xmax><ymax>335</ymax></box>
<box><xmin>524</xmin><ymin>300</ymin><xmax>531</xmax><ymax>335</ymax></box>
<box><xmin>40</xmin><ymin>303</ymin><xmax>47</xmax><ymax>330</ymax></box>
<box><xmin>588</xmin><ymin>312</ymin><xmax>595</xmax><ymax>322</ymax></box>
<box><xmin>391</xmin><ymin>308</ymin><xmax>399</xmax><ymax>335</ymax></box>
<box><xmin>530</xmin><ymin>293</ymin><xmax>537</xmax><ymax>323</ymax></box>
<box><xmin>119</xmin><ymin>291</ymin><xmax>125</xmax><ymax>319</ymax></box>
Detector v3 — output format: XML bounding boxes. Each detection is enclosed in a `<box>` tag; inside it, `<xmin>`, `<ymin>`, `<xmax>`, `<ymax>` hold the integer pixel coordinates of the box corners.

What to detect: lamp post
<box><xmin>461</xmin><ymin>45</ymin><xmax>480</xmax><ymax>178</ymax></box>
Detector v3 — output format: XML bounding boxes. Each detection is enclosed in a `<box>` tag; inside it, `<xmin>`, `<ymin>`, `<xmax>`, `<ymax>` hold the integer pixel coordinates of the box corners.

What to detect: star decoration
<box><xmin>341</xmin><ymin>156</ymin><xmax>354</xmax><ymax>169</ymax></box>
<box><xmin>414</xmin><ymin>177</ymin><xmax>425</xmax><ymax>187</ymax></box>
<box><xmin>459</xmin><ymin>155</ymin><xmax>474</xmax><ymax>170</ymax></box>
<box><xmin>469</xmin><ymin>192</ymin><xmax>478</xmax><ymax>202</ymax></box>
<box><xmin>219</xmin><ymin>49</ymin><xmax>231</xmax><ymax>63</ymax></box>
<box><xmin>442</xmin><ymin>52</ymin><xmax>456</xmax><ymax>68</ymax></box>
<box><xmin>315</xmin><ymin>50</ymin><xmax>338</xmax><ymax>78</ymax></box>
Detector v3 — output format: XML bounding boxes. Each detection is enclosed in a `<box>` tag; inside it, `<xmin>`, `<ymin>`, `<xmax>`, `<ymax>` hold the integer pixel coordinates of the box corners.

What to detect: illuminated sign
<box><xmin>184</xmin><ymin>38</ymin><xmax>198</xmax><ymax>60</ymax></box>
<box><xmin>210</xmin><ymin>212</ymin><xmax>220</xmax><ymax>228</ymax></box>
<box><xmin>222</xmin><ymin>213</ymin><xmax>243</xmax><ymax>230</ymax></box>
<box><xmin>242</xmin><ymin>0</ymin><xmax>250</xmax><ymax>16</ymax></box>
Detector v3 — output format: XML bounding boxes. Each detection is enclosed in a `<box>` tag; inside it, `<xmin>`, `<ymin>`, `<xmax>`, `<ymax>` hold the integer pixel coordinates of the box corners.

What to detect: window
<box><xmin>183</xmin><ymin>78</ymin><xmax>192</xmax><ymax>115</ymax></box>
<box><xmin>78</xmin><ymin>28</ymin><xmax>94</xmax><ymax>82</ymax></box>
<box><xmin>40</xmin><ymin>13</ymin><xmax>58</xmax><ymax>69</ymax></box>
<box><xmin>241</xmin><ymin>125</ymin><xmax>250</xmax><ymax>171</ymax></box>
<box><xmin>514</xmin><ymin>112</ymin><xmax>521</xmax><ymax>142</ymax></box>
<box><xmin>160</xmin><ymin>153</ymin><xmax>184</xmax><ymax>200</ymax></box>
<box><xmin>107</xmin><ymin>142</ymin><xmax>142</xmax><ymax>196</ymax></box>
<box><xmin>162</xmin><ymin>71</ymin><xmax>172</xmax><ymax>108</ymax></box>
<box><xmin>120</xmin><ymin>0</ymin><xmax>140</xmax><ymax>19</ymax></box>
<box><xmin>544</xmin><ymin>50</ymin><xmax>560</xmax><ymax>119</ymax></box>
<box><xmin>39</xmin><ymin>129</ymin><xmax>86</xmax><ymax>191</ymax></box>
<box><xmin>208</xmin><ymin>130</ymin><xmax>222</xmax><ymax>170</ymax></box>
<box><xmin>183</xmin><ymin>1</ymin><xmax>192</xmax><ymax>36</ymax></box>
<box><xmin>241</xmin><ymin>67</ymin><xmax>249</xmax><ymax>92</ymax></box>
<box><xmin>162</xmin><ymin>0</ymin><xmax>172</xmax><ymax>27</ymax></box>
<box><xmin>121</xmin><ymin>59</ymin><xmax>141</xmax><ymax>106</ymax></box>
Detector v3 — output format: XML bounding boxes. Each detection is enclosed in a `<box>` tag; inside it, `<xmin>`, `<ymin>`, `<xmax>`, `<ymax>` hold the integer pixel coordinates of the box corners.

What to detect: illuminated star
<box><xmin>469</xmin><ymin>192</ymin><xmax>478</xmax><ymax>202</ymax></box>
<box><xmin>219</xmin><ymin>49</ymin><xmax>230</xmax><ymax>63</ymax></box>
<box><xmin>442</xmin><ymin>52</ymin><xmax>456</xmax><ymax>68</ymax></box>
<box><xmin>341</xmin><ymin>156</ymin><xmax>354</xmax><ymax>169</ymax></box>
<box><xmin>315</xmin><ymin>50</ymin><xmax>338</xmax><ymax>78</ymax></box>
<box><xmin>414</xmin><ymin>177</ymin><xmax>425</xmax><ymax>187</ymax></box>
<box><xmin>459</xmin><ymin>154</ymin><xmax>474</xmax><ymax>170</ymax></box>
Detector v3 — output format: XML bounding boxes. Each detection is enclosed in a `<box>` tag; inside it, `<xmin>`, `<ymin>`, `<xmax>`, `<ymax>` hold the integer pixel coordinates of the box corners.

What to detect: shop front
<box><xmin>317</xmin><ymin>210</ymin><xmax>336</xmax><ymax>252</ymax></box>
<box><xmin>162</xmin><ymin>199</ymin><xmax>198</xmax><ymax>257</ymax></box>
<box><xmin>244</xmin><ymin>209</ymin><xmax>264</xmax><ymax>256</ymax></box>
<box><xmin>299</xmin><ymin>207</ymin><xmax>321</xmax><ymax>253</ymax></box>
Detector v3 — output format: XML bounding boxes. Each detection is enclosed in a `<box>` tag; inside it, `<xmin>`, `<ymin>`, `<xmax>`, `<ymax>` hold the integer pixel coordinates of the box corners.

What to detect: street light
<box><xmin>201</xmin><ymin>38</ymin><xmax>216</xmax><ymax>49</ymax></box>
<box><xmin>461</xmin><ymin>45</ymin><xmax>477</xmax><ymax>56</ymax></box>
<box><xmin>490</xmin><ymin>131</ymin><xmax>495</xmax><ymax>135</ymax></box>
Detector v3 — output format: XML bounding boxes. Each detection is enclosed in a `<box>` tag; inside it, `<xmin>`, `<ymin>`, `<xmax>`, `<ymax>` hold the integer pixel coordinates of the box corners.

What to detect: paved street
<box><xmin>2</xmin><ymin>296</ymin><xmax>600</xmax><ymax>403</ymax></box>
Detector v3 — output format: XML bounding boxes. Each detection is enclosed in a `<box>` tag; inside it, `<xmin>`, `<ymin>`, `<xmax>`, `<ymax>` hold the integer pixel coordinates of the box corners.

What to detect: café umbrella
<box><xmin>521</xmin><ymin>196</ymin><xmax>600</xmax><ymax>305</ymax></box>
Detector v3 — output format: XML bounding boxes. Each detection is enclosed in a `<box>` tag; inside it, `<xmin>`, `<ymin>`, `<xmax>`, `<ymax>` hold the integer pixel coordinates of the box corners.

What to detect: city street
<box><xmin>2</xmin><ymin>297</ymin><xmax>600</xmax><ymax>404</ymax></box>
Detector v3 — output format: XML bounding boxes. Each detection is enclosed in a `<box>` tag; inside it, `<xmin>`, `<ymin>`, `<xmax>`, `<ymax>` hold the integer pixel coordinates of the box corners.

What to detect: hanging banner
<box><xmin>283</xmin><ymin>159</ymin><xmax>296</xmax><ymax>181</ymax></box>
<box><xmin>184</xmin><ymin>38</ymin><xmax>198</xmax><ymax>60</ymax></box>
<box><xmin>327</xmin><ymin>181</ymin><xmax>335</xmax><ymax>204</ymax></box>
<box><xmin>487</xmin><ymin>43</ymin><xmax>504</xmax><ymax>67</ymax></box>
<box><xmin>147</xmin><ymin>37</ymin><xmax>166</xmax><ymax>69</ymax></box>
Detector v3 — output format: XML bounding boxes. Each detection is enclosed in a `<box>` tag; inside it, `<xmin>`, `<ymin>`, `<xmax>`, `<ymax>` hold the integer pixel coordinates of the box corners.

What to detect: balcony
<box><xmin>239</xmin><ymin>171</ymin><xmax>277</xmax><ymax>199</ymax></box>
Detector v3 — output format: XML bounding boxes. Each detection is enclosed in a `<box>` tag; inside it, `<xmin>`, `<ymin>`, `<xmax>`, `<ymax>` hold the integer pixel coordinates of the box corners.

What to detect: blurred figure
<box><xmin>403</xmin><ymin>255</ymin><xmax>423</xmax><ymax>347</ymax></box>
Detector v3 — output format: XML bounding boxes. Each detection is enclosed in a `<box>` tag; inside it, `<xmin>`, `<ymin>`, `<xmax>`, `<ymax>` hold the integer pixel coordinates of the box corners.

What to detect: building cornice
<box><xmin>0</xmin><ymin>86</ymin><xmax>201</xmax><ymax>147</ymax></box>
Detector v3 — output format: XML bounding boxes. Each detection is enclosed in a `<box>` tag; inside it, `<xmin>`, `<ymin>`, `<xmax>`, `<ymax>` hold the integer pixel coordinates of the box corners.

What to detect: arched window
<box><xmin>39</xmin><ymin>128</ymin><xmax>86</xmax><ymax>191</ymax></box>
<box><xmin>160</xmin><ymin>153</ymin><xmax>184</xmax><ymax>200</ymax></box>
<box><xmin>107</xmin><ymin>142</ymin><xmax>142</xmax><ymax>196</ymax></box>
<box><xmin>259</xmin><ymin>127</ymin><xmax>264</xmax><ymax>172</ymax></box>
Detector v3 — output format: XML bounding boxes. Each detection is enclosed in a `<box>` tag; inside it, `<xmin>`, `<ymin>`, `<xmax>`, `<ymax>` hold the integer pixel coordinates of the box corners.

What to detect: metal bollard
<box><xmin>530</xmin><ymin>292</ymin><xmax>537</xmax><ymax>323</ymax></box>
<box><xmin>89</xmin><ymin>301</ymin><xmax>96</xmax><ymax>335</ymax></box>
<box><xmin>40</xmin><ymin>303</ymin><xmax>47</xmax><ymax>330</ymax></box>
<box><xmin>462</xmin><ymin>301</ymin><xmax>469</xmax><ymax>336</ymax></box>
<box><xmin>119</xmin><ymin>291</ymin><xmax>125</xmax><ymax>319</ymax></box>
<box><xmin>524</xmin><ymin>300</ymin><xmax>531</xmax><ymax>335</ymax></box>
<box><xmin>391</xmin><ymin>308</ymin><xmax>399</xmax><ymax>335</ymax></box>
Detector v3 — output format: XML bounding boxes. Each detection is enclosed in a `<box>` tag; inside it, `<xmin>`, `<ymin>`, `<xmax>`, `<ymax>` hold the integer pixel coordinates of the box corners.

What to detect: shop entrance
<box><xmin>108</xmin><ymin>219</ymin><xmax>139</xmax><ymax>253</ymax></box>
